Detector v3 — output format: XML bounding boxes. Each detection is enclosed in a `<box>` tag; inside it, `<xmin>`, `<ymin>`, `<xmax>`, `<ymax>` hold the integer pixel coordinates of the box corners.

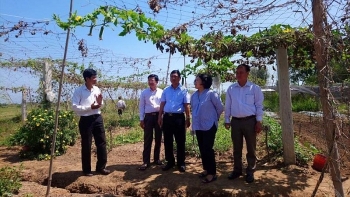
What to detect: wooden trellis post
<box><xmin>276</xmin><ymin>47</ymin><xmax>296</xmax><ymax>165</ymax></box>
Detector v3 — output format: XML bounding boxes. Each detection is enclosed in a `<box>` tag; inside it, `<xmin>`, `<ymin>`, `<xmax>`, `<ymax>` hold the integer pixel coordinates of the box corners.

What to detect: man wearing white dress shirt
<box><xmin>224</xmin><ymin>64</ymin><xmax>264</xmax><ymax>183</ymax></box>
<box><xmin>138</xmin><ymin>74</ymin><xmax>163</xmax><ymax>170</ymax></box>
<box><xmin>72</xmin><ymin>69</ymin><xmax>110</xmax><ymax>176</ymax></box>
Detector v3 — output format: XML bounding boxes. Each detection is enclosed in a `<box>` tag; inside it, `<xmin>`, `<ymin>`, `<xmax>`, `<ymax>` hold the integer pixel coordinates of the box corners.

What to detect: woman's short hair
<box><xmin>197</xmin><ymin>74</ymin><xmax>212</xmax><ymax>89</ymax></box>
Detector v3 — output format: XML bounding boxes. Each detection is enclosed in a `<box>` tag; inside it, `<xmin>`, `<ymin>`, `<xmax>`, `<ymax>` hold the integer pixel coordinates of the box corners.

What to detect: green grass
<box><xmin>0</xmin><ymin>105</ymin><xmax>24</xmax><ymax>145</ymax></box>
<box><xmin>114</xmin><ymin>128</ymin><xmax>143</xmax><ymax>145</ymax></box>
<box><xmin>263</xmin><ymin>92</ymin><xmax>321</xmax><ymax>112</ymax></box>
<box><xmin>0</xmin><ymin>104</ymin><xmax>21</xmax><ymax>120</ymax></box>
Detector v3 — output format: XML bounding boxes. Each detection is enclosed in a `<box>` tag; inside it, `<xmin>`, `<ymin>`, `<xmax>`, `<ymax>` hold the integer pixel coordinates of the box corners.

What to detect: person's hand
<box><xmin>96</xmin><ymin>94</ymin><xmax>103</xmax><ymax>105</ymax></box>
<box><xmin>224</xmin><ymin>123</ymin><xmax>231</xmax><ymax>130</ymax></box>
<box><xmin>140</xmin><ymin>120</ymin><xmax>145</xmax><ymax>129</ymax></box>
<box><xmin>91</xmin><ymin>101</ymin><xmax>101</xmax><ymax>109</ymax></box>
<box><xmin>185</xmin><ymin>118</ymin><xmax>191</xmax><ymax>128</ymax></box>
<box><xmin>255</xmin><ymin>121</ymin><xmax>262</xmax><ymax>134</ymax></box>
<box><xmin>158</xmin><ymin>116</ymin><xmax>162</xmax><ymax>128</ymax></box>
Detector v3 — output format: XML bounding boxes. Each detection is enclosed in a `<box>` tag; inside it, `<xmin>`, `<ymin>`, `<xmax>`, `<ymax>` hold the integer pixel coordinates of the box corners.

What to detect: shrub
<box><xmin>291</xmin><ymin>94</ymin><xmax>320</xmax><ymax>112</ymax></box>
<box><xmin>0</xmin><ymin>165</ymin><xmax>22</xmax><ymax>197</ymax></box>
<box><xmin>9</xmin><ymin>108</ymin><xmax>78</xmax><ymax>160</ymax></box>
<box><xmin>263</xmin><ymin>116</ymin><xmax>318</xmax><ymax>165</ymax></box>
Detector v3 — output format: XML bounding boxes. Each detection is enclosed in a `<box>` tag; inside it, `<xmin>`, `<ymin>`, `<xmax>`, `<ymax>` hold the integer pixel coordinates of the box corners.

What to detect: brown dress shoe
<box><xmin>96</xmin><ymin>169</ymin><xmax>111</xmax><ymax>175</ymax></box>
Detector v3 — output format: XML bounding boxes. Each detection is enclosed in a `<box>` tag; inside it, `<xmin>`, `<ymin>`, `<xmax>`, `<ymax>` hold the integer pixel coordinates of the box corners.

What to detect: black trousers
<box><xmin>79</xmin><ymin>114</ymin><xmax>107</xmax><ymax>173</ymax></box>
<box><xmin>196</xmin><ymin>123</ymin><xmax>217</xmax><ymax>175</ymax></box>
<box><xmin>162</xmin><ymin>113</ymin><xmax>186</xmax><ymax>166</ymax></box>
<box><xmin>142</xmin><ymin>113</ymin><xmax>162</xmax><ymax>164</ymax></box>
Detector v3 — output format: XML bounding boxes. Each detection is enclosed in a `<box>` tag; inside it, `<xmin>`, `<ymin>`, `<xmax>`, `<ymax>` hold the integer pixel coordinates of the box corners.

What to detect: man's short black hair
<box><xmin>237</xmin><ymin>64</ymin><xmax>250</xmax><ymax>72</ymax></box>
<box><xmin>83</xmin><ymin>69</ymin><xmax>97</xmax><ymax>81</ymax></box>
<box><xmin>197</xmin><ymin>74</ymin><xmax>212</xmax><ymax>89</ymax></box>
<box><xmin>148</xmin><ymin>74</ymin><xmax>159</xmax><ymax>82</ymax></box>
<box><xmin>170</xmin><ymin>70</ymin><xmax>181</xmax><ymax>78</ymax></box>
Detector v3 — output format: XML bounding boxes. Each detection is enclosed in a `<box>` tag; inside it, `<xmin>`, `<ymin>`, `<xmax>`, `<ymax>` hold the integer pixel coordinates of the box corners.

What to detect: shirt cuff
<box><xmin>225</xmin><ymin>118</ymin><xmax>230</xmax><ymax>123</ymax></box>
<box><xmin>256</xmin><ymin>116</ymin><xmax>263</xmax><ymax>122</ymax></box>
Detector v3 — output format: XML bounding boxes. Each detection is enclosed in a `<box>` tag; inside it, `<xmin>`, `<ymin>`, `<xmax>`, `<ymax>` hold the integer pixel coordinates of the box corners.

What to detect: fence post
<box><xmin>21</xmin><ymin>87</ymin><xmax>27</xmax><ymax>122</ymax></box>
<box><xmin>42</xmin><ymin>60</ymin><xmax>53</xmax><ymax>108</ymax></box>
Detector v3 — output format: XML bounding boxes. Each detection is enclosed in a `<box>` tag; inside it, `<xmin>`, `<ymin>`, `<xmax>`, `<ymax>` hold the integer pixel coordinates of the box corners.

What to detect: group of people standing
<box><xmin>72</xmin><ymin>64</ymin><xmax>264</xmax><ymax>184</ymax></box>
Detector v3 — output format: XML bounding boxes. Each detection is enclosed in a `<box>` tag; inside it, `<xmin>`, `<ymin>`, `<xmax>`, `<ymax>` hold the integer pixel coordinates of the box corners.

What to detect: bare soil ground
<box><xmin>0</xmin><ymin>113</ymin><xmax>350</xmax><ymax>197</ymax></box>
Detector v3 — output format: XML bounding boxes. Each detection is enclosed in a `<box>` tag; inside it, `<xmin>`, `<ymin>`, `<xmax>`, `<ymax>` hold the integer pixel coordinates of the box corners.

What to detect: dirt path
<box><xmin>0</xmin><ymin>112</ymin><xmax>349</xmax><ymax>196</ymax></box>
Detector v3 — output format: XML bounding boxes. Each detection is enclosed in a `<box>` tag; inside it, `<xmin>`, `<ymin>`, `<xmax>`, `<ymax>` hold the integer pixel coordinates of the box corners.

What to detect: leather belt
<box><xmin>81</xmin><ymin>114</ymin><xmax>101</xmax><ymax>118</ymax></box>
<box><xmin>145</xmin><ymin>112</ymin><xmax>159</xmax><ymax>116</ymax></box>
<box><xmin>232</xmin><ymin>115</ymin><xmax>256</xmax><ymax>121</ymax></box>
<box><xmin>164</xmin><ymin>112</ymin><xmax>184</xmax><ymax>117</ymax></box>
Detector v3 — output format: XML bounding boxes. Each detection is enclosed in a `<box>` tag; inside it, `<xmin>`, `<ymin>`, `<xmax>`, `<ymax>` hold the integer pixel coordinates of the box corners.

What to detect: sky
<box><xmin>0</xmin><ymin>0</ymin><xmax>344</xmax><ymax>103</ymax></box>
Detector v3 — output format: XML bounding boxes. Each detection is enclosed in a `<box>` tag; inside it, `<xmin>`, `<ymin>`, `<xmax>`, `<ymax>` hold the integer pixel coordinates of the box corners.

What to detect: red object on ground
<box><xmin>312</xmin><ymin>153</ymin><xmax>327</xmax><ymax>171</ymax></box>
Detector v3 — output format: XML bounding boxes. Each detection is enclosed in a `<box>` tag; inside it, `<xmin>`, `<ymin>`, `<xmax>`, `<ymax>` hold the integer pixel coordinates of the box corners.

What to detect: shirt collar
<box><xmin>233</xmin><ymin>81</ymin><xmax>251</xmax><ymax>87</ymax></box>
<box><xmin>149</xmin><ymin>87</ymin><xmax>158</xmax><ymax>92</ymax></box>
<box><xmin>171</xmin><ymin>84</ymin><xmax>182</xmax><ymax>90</ymax></box>
<box><xmin>83</xmin><ymin>84</ymin><xmax>95</xmax><ymax>91</ymax></box>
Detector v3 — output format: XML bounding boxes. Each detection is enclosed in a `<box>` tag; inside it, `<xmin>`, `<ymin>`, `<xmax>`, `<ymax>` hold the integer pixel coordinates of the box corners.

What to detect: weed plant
<box><xmin>0</xmin><ymin>164</ymin><xmax>23</xmax><ymax>197</ymax></box>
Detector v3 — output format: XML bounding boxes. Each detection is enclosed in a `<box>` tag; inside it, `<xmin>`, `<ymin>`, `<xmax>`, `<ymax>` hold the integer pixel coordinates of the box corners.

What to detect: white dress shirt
<box><xmin>72</xmin><ymin>84</ymin><xmax>103</xmax><ymax>116</ymax></box>
<box><xmin>139</xmin><ymin>87</ymin><xmax>163</xmax><ymax>121</ymax></box>
<box><xmin>224</xmin><ymin>81</ymin><xmax>264</xmax><ymax>123</ymax></box>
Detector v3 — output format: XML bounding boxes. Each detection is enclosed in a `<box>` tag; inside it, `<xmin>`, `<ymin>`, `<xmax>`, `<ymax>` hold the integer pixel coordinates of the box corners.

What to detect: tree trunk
<box><xmin>312</xmin><ymin>0</ymin><xmax>344</xmax><ymax>196</ymax></box>
<box><xmin>276</xmin><ymin>47</ymin><xmax>296</xmax><ymax>165</ymax></box>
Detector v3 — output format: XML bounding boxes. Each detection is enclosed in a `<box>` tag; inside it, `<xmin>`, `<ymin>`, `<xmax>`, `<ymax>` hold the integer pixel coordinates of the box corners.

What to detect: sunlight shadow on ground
<box><xmin>0</xmin><ymin>146</ymin><xmax>22</xmax><ymax>163</ymax></box>
<box><xmin>44</xmin><ymin>170</ymin><xmax>83</xmax><ymax>188</ymax></box>
<box><xmin>107</xmin><ymin>162</ymin><xmax>311</xmax><ymax>196</ymax></box>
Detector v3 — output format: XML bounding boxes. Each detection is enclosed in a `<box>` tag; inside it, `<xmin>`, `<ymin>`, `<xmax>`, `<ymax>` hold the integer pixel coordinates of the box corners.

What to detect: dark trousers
<box><xmin>196</xmin><ymin>124</ymin><xmax>217</xmax><ymax>175</ymax></box>
<box><xmin>143</xmin><ymin>113</ymin><xmax>162</xmax><ymax>164</ymax></box>
<box><xmin>162</xmin><ymin>113</ymin><xmax>186</xmax><ymax>166</ymax></box>
<box><xmin>230</xmin><ymin>117</ymin><xmax>257</xmax><ymax>174</ymax></box>
<box><xmin>79</xmin><ymin>114</ymin><xmax>107</xmax><ymax>173</ymax></box>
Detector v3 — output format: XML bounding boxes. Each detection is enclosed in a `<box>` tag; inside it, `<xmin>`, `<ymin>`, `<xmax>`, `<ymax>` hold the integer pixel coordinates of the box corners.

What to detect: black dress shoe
<box><xmin>96</xmin><ymin>169</ymin><xmax>111</xmax><ymax>175</ymax></box>
<box><xmin>153</xmin><ymin>160</ymin><xmax>163</xmax><ymax>165</ymax></box>
<box><xmin>228</xmin><ymin>171</ymin><xmax>242</xmax><ymax>180</ymax></box>
<box><xmin>138</xmin><ymin>163</ymin><xmax>149</xmax><ymax>171</ymax></box>
<box><xmin>162</xmin><ymin>164</ymin><xmax>174</xmax><ymax>171</ymax></box>
<box><xmin>83</xmin><ymin>172</ymin><xmax>93</xmax><ymax>176</ymax></box>
<box><xmin>245</xmin><ymin>173</ymin><xmax>254</xmax><ymax>183</ymax></box>
<box><xmin>178</xmin><ymin>165</ymin><xmax>186</xmax><ymax>172</ymax></box>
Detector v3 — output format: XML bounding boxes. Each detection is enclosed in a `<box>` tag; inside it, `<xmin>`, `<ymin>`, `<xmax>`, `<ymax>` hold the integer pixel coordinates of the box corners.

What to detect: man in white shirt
<box><xmin>138</xmin><ymin>74</ymin><xmax>163</xmax><ymax>170</ymax></box>
<box><xmin>72</xmin><ymin>69</ymin><xmax>110</xmax><ymax>176</ymax></box>
<box><xmin>224</xmin><ymin>64</ymin><xmax>264</xmax><ymax>183</ymax></box>
<box><xmin>116</xmin><ymin>96</ymin><xmax>126</xmax><ymax>116</ymax></box>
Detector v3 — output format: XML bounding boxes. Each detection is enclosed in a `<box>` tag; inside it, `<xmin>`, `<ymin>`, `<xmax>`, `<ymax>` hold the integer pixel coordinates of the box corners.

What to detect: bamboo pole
<box><xmin>46</xmin><ymin>0</ymin><xmax>73</xmax><ymax>196</ymax></box>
